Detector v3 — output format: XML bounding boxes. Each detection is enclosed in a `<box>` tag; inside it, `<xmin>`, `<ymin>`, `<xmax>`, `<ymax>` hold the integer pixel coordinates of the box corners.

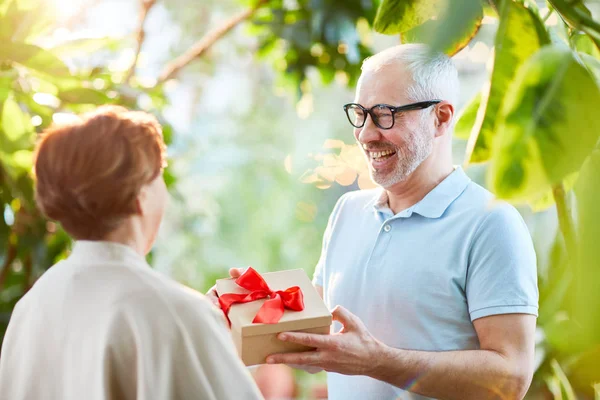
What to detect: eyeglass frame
<box><xmin>343</xmin><ymin>100</ymin><xmax>442</xmax><ymax>130</ymax></box>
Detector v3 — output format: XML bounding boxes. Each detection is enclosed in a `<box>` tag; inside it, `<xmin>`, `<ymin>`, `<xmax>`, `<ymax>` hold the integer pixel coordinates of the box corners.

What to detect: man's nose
<box><xmin>356</xmin><ymin>114</ymin><xmax>382</xmax><ymax>144</ymax></box>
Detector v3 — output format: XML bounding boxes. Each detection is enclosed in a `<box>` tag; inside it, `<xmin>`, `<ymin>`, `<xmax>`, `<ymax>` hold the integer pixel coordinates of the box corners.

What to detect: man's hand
<box><xmin>206</xmin><ymin>267</ymin><xmax>245</xmax><ymax>307</ymax></box>
<box><xmin>265</xmin><ymin>305</ymin><xmax>384</xmax><ymax>376</ymax></box>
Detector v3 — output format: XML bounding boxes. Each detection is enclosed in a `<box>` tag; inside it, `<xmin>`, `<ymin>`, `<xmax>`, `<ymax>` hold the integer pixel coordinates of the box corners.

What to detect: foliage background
<box><xmin>0</xmin><ymin>0</ymin><xmax>599</xmax><ymax>398</ymax></box>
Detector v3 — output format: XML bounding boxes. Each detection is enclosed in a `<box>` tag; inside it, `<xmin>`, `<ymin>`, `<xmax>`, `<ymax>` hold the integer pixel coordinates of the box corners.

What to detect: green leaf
<box><xmin>58</xmin><ymin>88</ymin><xmax>110</xmax><ymax>105</ymax></box>
<box><xmin>568</xmin><ymin>346</ymin><xmax>600</xmax><ymax>396</ymax></box>
<box><xmin>9</xmin><ymin>150</ymin><xmax>33</xmax><ymax>171</ymax></box>
<box><xmin>403</xmin><ymin>0</ymin><xmax>483</xmax><ymax>56</ymax></box>
<box><xmin>163</xmin><ymin>166</ymin><xmax>177</xmax><ymax>189</ymax></box>
<box><xmin>548</xmin><ymin>359</ymin><xmax>577</xmax><ymax>400</ymax></box>
<box><xmin>537</xmin><ymin>232</ymin><xmax>570</xmax><ymax>325</ymax></box>
<box><xmin>0</xmin><ymin>42</ymin><xmax>70</xmax><ymax>77</ymax></box>
<box><xmin>50</xmin><ymin>36</ymin><xmax>125</xmax><ymax>57</ymax></box>
<box><xmin>579</xmin><ymin>52</ymin><xmax>600</xmax><ymax>84</ymax></box>
<box><xmin>482</xmin><ymin>1</ymin><xmax>498</xmax><ymax>17</ymax></box>
<box><xmin>0</xmin><ymin>76</ymin><xmax>11</xmax><ymax>105</ymax></box>
<box><xmin>373</xmin><ymin>0</ymin><xmax>443</xmax><ymax>34</ymax></box>
<box><xmin>527</xmin><ymin>171</ymin><xmax>578</xmax><ymax>212</ymax></box>
<box><xmin>466</xmin><ymin>0</ymin><xmax>550</xmax><ymax>163</ymax></box>
<box><xmin>488</xmin><ymin>47</ymin><xmax>600</xmax><ymax>202</ymax></box>
<box><xmin>0</xmin><ymin>0</ymin><xmax>54</xmax><ymax>42</ymax></box>
<box><xmin>572</xmin><ymin>32</ymin><xmax>600</xmax><ymax>59</ymax></box>
<box><xmin>318</xmin><ymin>66</ymin><xmax>335</xmax><ymax>85</ymax></box>
<box><xmin>570</xmin><ymin>150</ymin><xmax>600</xmax><ymax>350</ymax></box>
<box><xmin>454</xmin><ymin>92</ymin><xmax>481</xmax><ymax>140</ymax></box>
<box><xmin>1</xmin><ymin>94</ymin><xmax>33</xmax><ymax>143</ymax></box>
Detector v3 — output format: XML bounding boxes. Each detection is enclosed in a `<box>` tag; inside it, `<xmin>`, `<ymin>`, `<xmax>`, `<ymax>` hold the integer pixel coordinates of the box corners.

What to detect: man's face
<box><xmin>353</xmin><ymin>65</ymin><xmax>435</xmax><ymax>188</ymax></box>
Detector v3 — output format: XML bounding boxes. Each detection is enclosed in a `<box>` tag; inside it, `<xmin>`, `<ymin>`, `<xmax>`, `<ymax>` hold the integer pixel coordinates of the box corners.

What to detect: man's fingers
<box><xmin>278</xmin><ymin>332</ymin><xmax>332</xmax><ymax>348</ymax></box>
<box><xmin>332</xmin><ymin>305</ymin><xmax>359</xmax><ymax>330</ymax></box>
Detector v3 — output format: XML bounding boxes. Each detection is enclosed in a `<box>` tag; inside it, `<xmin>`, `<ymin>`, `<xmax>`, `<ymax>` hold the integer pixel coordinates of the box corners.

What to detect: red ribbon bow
<box><xmin>218</xmin><ymin>267</ymin><xmax>304</xmax><ymax>324</ymax></box>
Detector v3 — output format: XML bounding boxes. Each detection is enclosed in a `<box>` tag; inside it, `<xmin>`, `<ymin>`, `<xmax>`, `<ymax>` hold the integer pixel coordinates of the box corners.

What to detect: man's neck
<box><xmin>385</xmin><ymin>161</ymin><xmax>454</xmax><ymax>215</ymax></box>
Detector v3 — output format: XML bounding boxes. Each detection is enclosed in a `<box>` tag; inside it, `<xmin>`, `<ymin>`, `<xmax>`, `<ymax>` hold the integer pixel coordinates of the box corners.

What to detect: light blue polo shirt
<box><xmin>313</xmin><ymin>167</ymin><xmax>538</xmax><ymax>400</ymax></box>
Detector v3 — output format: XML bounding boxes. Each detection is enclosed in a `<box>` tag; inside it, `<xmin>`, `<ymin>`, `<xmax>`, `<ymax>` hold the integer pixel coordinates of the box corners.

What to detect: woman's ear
<box><xmin>434</xmin><ymin>101</ymin><xmax>454</xmax><ymax>137</ymax></box>
<box><xmin>134</xmin><ymin>187</ymin><xmax>147</xmax><ymax>216</ymax></box>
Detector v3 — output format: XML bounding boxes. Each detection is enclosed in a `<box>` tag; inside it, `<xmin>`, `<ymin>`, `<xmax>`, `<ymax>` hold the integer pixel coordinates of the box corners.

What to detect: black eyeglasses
<box><xmin>343</xmin><ymin>100</ymin><xmax>441</xmax><ymax>130</ymax></box>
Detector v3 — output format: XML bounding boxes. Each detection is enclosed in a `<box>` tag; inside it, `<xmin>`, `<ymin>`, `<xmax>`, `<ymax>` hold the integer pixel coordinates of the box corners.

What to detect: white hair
<box><xmin>361</xmin><ymin>44</ymin><xmax>459</xmax><ymax>109</ymax></box>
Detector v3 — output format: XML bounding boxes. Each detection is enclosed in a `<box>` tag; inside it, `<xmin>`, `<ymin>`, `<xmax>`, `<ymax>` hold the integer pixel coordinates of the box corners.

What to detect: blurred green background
<box><xmin>1</xmin><ymin>0</ymin><xmax>599</xmax><ymax>398</ymax></box>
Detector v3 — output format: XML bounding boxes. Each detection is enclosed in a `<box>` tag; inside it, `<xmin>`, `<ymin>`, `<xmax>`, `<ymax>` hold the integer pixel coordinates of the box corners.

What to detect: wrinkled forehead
<box><xmin>355</xmin><ymin>63</ymin><xmax>414</xmax><ymax>107</ymax></box>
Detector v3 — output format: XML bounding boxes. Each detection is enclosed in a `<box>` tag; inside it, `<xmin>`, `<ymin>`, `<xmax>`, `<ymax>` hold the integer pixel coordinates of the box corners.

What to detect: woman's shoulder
<box><xmin>111</xmin><ymin>265</ymin><xmax>220</xmax><ymax>328</ymax></box>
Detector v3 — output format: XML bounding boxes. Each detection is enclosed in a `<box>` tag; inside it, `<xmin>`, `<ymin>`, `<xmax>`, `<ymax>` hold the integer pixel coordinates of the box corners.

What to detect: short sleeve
<box><xmin>312</xmin><ymin>194</ymin><xmax>348</xmax><ymax>288</ymax></box>
<box><xmin>466</xmin><ymin>203</ymin><xmax>539</xmax><ymax>321</ymax></box>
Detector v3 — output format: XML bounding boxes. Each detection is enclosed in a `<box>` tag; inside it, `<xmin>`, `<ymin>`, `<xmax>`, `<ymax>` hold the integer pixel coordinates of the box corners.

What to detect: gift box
<box><xmin>216</xmin><ymin>268</ymin><xmax>332</xmax><ymax>366</ymax></box>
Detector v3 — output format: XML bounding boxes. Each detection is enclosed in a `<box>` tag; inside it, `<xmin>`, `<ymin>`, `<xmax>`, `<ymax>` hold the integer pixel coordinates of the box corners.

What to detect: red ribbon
<box><xmin>218</xmin><ymin>267</ymin><xmax>304</xmax><ymax>324</ymax></box>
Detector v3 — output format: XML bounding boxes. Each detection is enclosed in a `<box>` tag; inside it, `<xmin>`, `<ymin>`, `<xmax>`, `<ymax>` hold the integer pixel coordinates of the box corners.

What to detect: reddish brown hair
<box><xmin>34</xmin><ymin>106</ymin><xmax>167</xmax><ymax>240</ymax></box>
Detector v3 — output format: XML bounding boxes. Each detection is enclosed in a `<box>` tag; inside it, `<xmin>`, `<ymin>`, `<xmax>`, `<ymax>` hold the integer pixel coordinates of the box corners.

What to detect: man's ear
<box><xmin>434</xmin><ymin>101</ymin><xmax>454</xmax><ymax>137</ymax></box>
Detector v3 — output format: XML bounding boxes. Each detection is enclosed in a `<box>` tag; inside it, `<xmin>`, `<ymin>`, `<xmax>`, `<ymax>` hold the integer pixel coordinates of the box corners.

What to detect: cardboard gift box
<box><xmin>216</xmin><ymin>268</ymin><xmax>332</xmax><ymax>366</ymax></box>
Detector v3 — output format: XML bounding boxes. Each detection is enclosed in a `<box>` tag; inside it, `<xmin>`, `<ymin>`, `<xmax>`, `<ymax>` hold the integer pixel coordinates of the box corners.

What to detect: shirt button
<box><xmin>383</xmin><ymin>224</ymin><xmax>391</xmax><ymax>232</ymax></box>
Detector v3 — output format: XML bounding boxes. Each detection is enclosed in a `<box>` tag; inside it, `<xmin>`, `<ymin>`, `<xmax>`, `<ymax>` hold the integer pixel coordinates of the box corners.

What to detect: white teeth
<box><xmin>370</xmin><ymin>150</ymin><xmax>395</xmax><ymax>159</ymax></box>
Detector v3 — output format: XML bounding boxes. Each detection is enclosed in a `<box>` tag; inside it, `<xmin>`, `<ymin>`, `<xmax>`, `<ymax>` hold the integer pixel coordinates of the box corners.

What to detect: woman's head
<box><xmin>34</xmin><ymin>106</ymin><xmax>168</xmax><ymax>253</ymax></box>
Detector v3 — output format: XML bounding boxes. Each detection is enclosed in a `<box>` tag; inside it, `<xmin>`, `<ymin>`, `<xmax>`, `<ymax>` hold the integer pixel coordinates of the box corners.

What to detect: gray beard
<box><xmin>369</xmin><ymin>125</ymin><xmax>433</xmax><ymax>188</ymax></box>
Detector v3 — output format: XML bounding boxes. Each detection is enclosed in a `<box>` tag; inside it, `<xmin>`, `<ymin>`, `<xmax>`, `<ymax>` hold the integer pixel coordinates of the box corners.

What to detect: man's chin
<box><xmin>371</xmin><ymin>172</ymin><xmax>406</xmax><ymax>189</ymax></box>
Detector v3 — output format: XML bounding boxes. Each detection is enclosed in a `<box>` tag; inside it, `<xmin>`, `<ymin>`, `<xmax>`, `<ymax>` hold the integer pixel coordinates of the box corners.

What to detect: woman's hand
<box><xmin>206</xmin><ymin>267</ymin><xmax>245</xmax><ymax>307</ymax></box>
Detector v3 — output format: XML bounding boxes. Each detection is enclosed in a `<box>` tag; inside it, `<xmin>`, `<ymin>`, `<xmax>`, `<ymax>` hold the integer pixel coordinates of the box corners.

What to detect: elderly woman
<box><xmin>0</xmin><ymin>106</ymin><xmax>263</xmax><ymax>400</ymax></box>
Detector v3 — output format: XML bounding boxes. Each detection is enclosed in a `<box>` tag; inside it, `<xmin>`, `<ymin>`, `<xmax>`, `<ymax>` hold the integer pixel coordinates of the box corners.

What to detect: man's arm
<box><xmin>267</xmin><ymin>307</ymin><xmax>535</xmax><ymax>400</ymax></box>
<box><xmin>372</xmin><ymin>313</ymin><xmax>536</xmax><ymax>400</ymax></box>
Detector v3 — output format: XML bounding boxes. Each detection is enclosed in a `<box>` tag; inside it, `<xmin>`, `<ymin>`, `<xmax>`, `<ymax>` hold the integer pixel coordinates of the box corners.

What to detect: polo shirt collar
<box><xmin>369</xmin><ymin>166</ymin><xmax>471</xmax><ymax>219</ymax></box>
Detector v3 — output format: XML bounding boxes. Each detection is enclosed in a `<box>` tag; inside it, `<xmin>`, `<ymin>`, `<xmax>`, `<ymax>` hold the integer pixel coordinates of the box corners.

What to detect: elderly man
<box><xmin>263</xmin><ymin>44</ymin><xmax>538</xmax><ymax>400</ymax></box>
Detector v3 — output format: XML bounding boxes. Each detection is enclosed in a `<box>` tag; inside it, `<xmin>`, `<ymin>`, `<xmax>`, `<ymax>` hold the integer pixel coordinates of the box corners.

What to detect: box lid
<box><xmin>216</xmin><ymin>269</ymin><xmax>332</xmax><ymax>337</ymax></box>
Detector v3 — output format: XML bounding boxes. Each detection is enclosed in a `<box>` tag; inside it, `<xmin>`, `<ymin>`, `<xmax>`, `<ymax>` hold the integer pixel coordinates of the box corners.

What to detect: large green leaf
<box><xmin>488</xmin><ymin>47</ymin><xmax>600</xmax><ymax>202</ymax></box>
<box><xmin>465</xmin><ymin>1</ymin><xmax>550</xmax><ymax>163</ymax></box>
<box><xmin>373</xmin><ymin>0</ymin><xmax>443</xmax><ymax>34</ymax></box>
<box><xmin>569</xmin><ymin>150</ymin><xmax>600</xmax><ymax>351</ymax></box>
<box><xmin>454</xmin><ymin>92</ymin><xmax>481</xmax><ymax>140</ymax></box>
<box><xmin>403</xmin><ymin>0</ymin><xmax>483</xmax><ymax>56</ymax></box>
<box><xmin>579</xmin><ymin>52</ymin><xmax>600</xmax><ymax>84</ymax></box>
<box><xmin>0</xmin><ymin>42</ymin><xmax>70</xmax><ymax>77</ymax></box>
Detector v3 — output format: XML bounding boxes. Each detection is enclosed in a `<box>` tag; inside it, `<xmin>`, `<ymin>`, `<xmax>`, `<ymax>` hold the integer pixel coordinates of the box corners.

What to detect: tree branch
<box><xmin>124</xmin><ymin>0</ymin><xmax>157</xmax><ymax>85</ymax></box>
<box><xmin>157</xmin><ymin>0</ymin><xmax>268</xmax><ymax>85</ymax></box>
